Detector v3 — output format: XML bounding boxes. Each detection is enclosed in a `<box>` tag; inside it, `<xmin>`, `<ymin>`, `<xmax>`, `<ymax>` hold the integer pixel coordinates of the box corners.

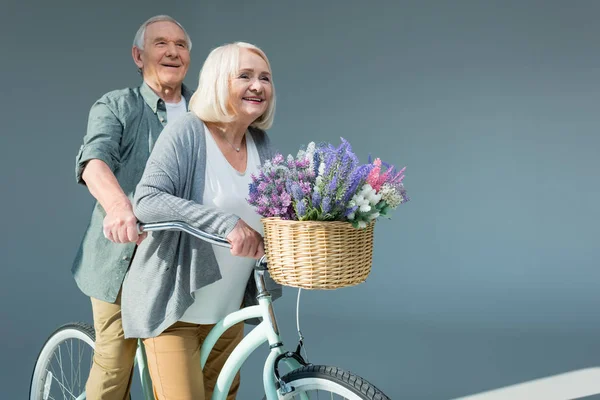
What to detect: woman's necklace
<box><xmin>220</xmin><ymin>132</ymin><xmax>243</xmax><ymax>152</ymax></box>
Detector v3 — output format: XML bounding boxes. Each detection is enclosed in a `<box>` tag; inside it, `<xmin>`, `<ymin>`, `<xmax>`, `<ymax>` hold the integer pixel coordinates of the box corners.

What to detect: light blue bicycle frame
<box><xmin>128</xmin><ymin>222</ymin><xmax>307</xmax><ymax>400</ymax></box>
<box><xmin>130</xmin><ymin>268</ymin><xmax>305</xmax><ymax>400</ymax></box>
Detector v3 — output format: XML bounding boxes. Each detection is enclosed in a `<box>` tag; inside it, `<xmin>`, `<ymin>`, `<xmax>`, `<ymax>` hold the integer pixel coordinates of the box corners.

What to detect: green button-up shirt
<box><xmin>72</xmin><ymin>82</ymin><xmax>194</xmax><ymax>303</ymax></box>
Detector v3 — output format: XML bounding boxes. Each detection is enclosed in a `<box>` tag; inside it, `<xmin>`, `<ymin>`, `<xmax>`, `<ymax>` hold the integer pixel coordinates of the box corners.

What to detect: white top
<box><xmin>165</xmin><ymin>97</ymin><xmax>187</xmax><ymax>126</ymax></box>
<box><xmin>179</xmin><ymin>126</ymin><xmax>262</xmax><ymax>324</ymax></box>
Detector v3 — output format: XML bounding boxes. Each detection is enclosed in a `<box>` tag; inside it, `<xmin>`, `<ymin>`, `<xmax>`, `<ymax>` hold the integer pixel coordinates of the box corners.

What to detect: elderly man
<box><xmin>72</xmin><ymin>15</ymin><xmax>193</xmax><ymax>399</ymax></box>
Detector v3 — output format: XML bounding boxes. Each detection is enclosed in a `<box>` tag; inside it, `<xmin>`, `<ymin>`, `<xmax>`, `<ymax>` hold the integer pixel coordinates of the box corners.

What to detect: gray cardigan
<box><xmin>121</xmin><ymin>112</ymin><xmax>282</xmax><ymax>339</ymax></box>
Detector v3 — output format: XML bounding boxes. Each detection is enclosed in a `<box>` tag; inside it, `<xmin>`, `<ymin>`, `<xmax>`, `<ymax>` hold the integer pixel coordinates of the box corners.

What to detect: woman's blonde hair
<box><xmin>189</xmin><ymin>42</ymin><xmax>276</xmax><ymax>130</ymax></box>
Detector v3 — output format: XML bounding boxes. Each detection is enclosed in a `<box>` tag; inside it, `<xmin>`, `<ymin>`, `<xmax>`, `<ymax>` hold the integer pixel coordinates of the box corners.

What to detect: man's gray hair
<box><xmin>133</xmin><ymin>15</ymin><xmax>192</xmax><ymax>51</ymax></box>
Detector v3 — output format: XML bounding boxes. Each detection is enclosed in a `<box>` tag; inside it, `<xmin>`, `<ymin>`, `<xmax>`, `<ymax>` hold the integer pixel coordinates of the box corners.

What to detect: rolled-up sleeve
<box><xmin>75</xmin><ymin>100</ymin><xmax>123</xmax><ymax>185</ymax></box>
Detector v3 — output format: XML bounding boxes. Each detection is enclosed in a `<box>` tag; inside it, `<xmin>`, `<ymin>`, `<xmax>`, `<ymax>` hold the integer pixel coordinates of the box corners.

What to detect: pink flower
<box><xmin>367</xmin><ymin>158</ymin><xmax>385</xmax><ymax>191</ymax></box>
<box><xmin>366</xmin><ymin>158</ymin><xmax>406</xmax><ymax>192</ymax></box>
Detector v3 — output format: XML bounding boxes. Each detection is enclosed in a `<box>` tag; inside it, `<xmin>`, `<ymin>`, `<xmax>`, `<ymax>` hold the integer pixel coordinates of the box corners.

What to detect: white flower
<box><xmin>318</xmin><ymin>162</ymin><xmax>325</xmax><ymax>177</ymax></box>
<box><xmin>357</xmin><ymin>220</ymin><xmax>367</xmax><ymax>229</ymax></box>
<box><xmin>369</xmin><ymin>212</ymin><xmax>380</xmax><ymax>220</ymax></box>
<box><xmin>359</xmin><ymin>204</ymin><xmax>371</xmax><ymax>213</ymax></box>
<box><xmin>358</xmin><ymin>184</ymin><xmax>381</xmax><ymax>206</ymax></box>
<box><xmin>380</xmin><ymin>183</ymin><xmax>402</xmax><ymax>209</ymax></box>
<box><xmin>365</xmin><ymin>191</ymin><xmax>376</xmax><ymax>204</ymax></box>
<box><xmin>355</xmin><ymin>195</ymin><xmax>366</xmax><ymax>205</ymax></box>
<box><xmin>359</xmin><ymin>183</ymin><xmax>373</xmax><ymax>196</ymax></box>
<box><xmin>347</xmin><ymin>212</ymin><xmax>355</xmax><ymax>220</ymax></box>
<box><xmin>370</xmin><ymin>192</ymin><xmax>382</xmax><ymax>205</ymax></box>
<box><xmin>305</xmin><ymin>142</ymin><xmax>316</xmax><ymax>167</ymax></box>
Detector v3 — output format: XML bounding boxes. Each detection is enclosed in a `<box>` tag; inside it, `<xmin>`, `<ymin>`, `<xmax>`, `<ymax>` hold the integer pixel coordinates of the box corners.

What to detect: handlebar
<box><xmin>137</xmin><ymin>221</ymin><xmax>231</xmax><ymax>249</ymax></box>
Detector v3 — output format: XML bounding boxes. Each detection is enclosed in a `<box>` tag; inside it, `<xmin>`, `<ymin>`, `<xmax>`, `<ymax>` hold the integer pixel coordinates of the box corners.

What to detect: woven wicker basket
<box><xmin>261</xmin><ymin>217</ymin><xmax>375</xmax><ymax>290</ymax></box>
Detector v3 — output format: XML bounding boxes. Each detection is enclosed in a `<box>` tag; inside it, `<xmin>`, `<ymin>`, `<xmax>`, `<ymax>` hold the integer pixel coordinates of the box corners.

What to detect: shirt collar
<box><xmin>140</xmin><ymin>81</ymin><xmax>194</xmax><ymax>113</ymax></box>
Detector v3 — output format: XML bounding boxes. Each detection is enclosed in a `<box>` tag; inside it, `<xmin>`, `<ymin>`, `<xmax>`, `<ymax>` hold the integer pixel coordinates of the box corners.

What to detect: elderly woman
<box><xmin>121</xmin><ymin>42</ymin><xmax>281</xmax><ymax>400</ymax></box>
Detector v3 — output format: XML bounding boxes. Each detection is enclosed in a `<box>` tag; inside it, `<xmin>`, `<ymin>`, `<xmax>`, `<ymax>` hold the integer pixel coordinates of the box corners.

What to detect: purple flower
<box><xmin>312</xmin><ymin>151</ymin><xmax>320</xmax><ymax>176</ymax></box>
<box><xmin>248</xmin><ymin>138</ymin><xmax>408</xmax><ymax>222</ymax></box>
<box><xmin>296</xmin><ymin>200</ymin><xmax>307</xmax><ymax>218</ymax></box>
<box><xmin>280</xmin><ymin>192</ymin><xmax>292</xmax><ymax>207</ymax></box>
<box><xmin>291</xmin><ymin>183</ymin><xmax>304</xmax><ymax>201</ymax></box>
<box><xmin>312</xmin><ymin>191</ymin><xmax>322</xmax><ymax>208</ymax></box>
<box><xmin>258</xmin><ymin>195</ymin><xmax>269</xmax><ymax>207</ymax></box>
<box><xmin>300</xmin><ymin>181</ymin><xmax>311</xmax><ymax>195</ymax></box>
<box><xmin>322</xmin><ymin>196</ymin><xmax>332</xmax><ymax>213</ymax></box>
<box><xmin>344</xmin><ymin>205</ymin><xmax>358</xmax><ymax>217</ymax></box>
<box><xmin>342</xmin><ymin>164</ymin><xmax>373</xmax><ymax>204</ymax></box>
<box><xmin>327</xmin><ymin>174</ymin><xmax>338</xmax><ymax>195</ymax></box>
<box><xmin>397</xmin><ymin>184</ymin><xmax>410</xmax><ymax>203</ymax></box>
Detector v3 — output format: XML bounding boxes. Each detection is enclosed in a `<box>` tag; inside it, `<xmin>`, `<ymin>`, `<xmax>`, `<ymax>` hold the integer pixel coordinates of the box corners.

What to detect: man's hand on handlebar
<box><xmin>103</xmin><ymin>202</ymin><xmax>147</xmax><ymax>245</ymax></box>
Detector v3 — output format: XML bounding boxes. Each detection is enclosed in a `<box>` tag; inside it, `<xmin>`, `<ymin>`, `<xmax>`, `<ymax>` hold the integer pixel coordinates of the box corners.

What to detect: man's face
<box><xmin>133</xmin><ymin>21</ymin><xmax>190</xmax><ymax>90</ymax></box>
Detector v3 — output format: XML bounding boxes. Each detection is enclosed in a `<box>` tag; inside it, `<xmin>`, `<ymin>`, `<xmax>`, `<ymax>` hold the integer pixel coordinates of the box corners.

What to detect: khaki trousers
<box><xmin>86</xmin><ymin>293</ymin><xmax>138</xmax><ymax>400</ymax></box>
<box><xmin>143</xmin><ymin>321</ymin><xmax>244</xmax><ymax>400</ymax></box>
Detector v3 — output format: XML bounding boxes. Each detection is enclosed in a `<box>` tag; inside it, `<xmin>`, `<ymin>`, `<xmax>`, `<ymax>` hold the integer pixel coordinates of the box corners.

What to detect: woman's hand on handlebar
<box><xmin>226</xmin><ymin>219</ymin><xmax>265</xmax><ymax>259</ymax></box>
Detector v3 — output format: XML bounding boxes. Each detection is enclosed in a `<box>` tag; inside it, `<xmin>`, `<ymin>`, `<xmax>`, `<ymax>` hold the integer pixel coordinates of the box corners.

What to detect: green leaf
<box><xmin>303</xmin><ymin>208</ymin><xmax>320</xmax><ymax>221</ymax></box>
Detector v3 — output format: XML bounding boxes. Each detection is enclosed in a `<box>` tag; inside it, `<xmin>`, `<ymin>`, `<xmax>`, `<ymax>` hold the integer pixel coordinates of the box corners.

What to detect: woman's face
<box><xmin>229</xmin><ymin>48</ymin><xmax>272</xmax><ymax>123</ymax></box>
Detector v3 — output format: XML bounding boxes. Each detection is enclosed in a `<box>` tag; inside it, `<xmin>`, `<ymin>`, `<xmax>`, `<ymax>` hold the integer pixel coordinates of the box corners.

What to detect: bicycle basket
<box><xmin>261</xmin><ymin>217</ymin><xmax>375</xmax><ymax>289</ymax></box>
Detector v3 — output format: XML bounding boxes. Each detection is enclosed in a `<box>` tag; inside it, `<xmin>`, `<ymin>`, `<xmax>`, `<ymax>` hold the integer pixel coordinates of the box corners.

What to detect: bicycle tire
<box><xmin>29</xmin><ymin>322</ymin><xmax>95</xmax><ymax>400</ymax></box>
<box><xmin>267</xmin><ymin>364</ymin><xmax>391</xmax><ymax>399</ymax></box>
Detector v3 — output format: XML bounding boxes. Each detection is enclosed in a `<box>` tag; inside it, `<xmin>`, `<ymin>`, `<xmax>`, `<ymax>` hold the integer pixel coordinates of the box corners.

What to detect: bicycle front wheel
<box><xmin>276</xmin><ymin>365</ymin><xmax>390</xmax><ymax>400</ymax></box>
<box><xmin>29</xmin><ymin>322</ymin><xmax>95</xmax><ymax>400</ymax></box>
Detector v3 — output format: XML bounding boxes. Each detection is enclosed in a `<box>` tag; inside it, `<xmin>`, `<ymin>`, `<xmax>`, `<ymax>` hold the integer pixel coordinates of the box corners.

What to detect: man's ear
<box><xmin>132</xmin><ymin>46</ymin><xmax>144</xmax><ymax>70</ymax></box>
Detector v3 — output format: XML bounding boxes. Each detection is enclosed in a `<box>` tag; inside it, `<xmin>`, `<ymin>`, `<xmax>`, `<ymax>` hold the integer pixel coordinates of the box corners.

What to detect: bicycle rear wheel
<box><xmin>29</xmin><ymin>322</ymin><xmax>95</xmax><ymax>400</ymax></box>
<box><xmin>275</xmin><ymin>365</ymin><xmax>390</xmax><ymax>400</ymax></box>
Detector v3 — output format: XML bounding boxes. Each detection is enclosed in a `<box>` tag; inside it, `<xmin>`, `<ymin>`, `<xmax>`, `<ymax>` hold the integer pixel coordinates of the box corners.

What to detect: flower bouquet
<box><xmin>247</xmin><ymin>138</ymin><xmax>409</xmax><ymax>289</ymax></box>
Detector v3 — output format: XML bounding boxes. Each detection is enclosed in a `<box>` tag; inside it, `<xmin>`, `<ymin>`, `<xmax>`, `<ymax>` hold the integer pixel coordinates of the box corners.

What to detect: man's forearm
<box><xmin>81</xmin><ymin>159</ymin><xmax>131</xmax><ymax>212</ymax></box>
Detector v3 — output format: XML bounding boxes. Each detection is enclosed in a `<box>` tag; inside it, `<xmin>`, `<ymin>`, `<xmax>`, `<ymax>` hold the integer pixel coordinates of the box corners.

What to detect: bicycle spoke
<box><xmin>76</xmin><ymin>339</ymin><xmax>84</xmax><ymax>393</ymax></box>
<box><xmin>32</xmin><ymin>325</ymin><xmax>98</xmax><ymax>400</ymax></box>
<box><xmin>74</xmin><ymin>340</ymin><xmax>82</xmax><ymax>393</ymax></box>
<box><xmin>72</xmin><ymin>338</ymin><xmax>90</xmax><ymax>397</ymax></box>
<box><xmin>48</xmin><ymin>342</ymin><xmax>89</xmax><ymax>400</ymax></box>
<box><xmin>70</xmin><ymin>340</ymin><xmax>74</xmax><ymax>394</ymax></box>
<box><xmin>59</xmin><ymin>343</ymin><xmax>73</xmax><ymax>396</ymax></box>
<box><xmin>58</xmin><ymin>345</ymin><xmax>68</xmax><ymax>393</ymax></box>
<box><xmin>64</xmin><ymin>340</ymin><xmax>73</xmax><ymax>394</ymax></box>
<box><xmin>52</xmin><ymin>352</ymin><xmax>67</xmax><ymax>399</ymax></box>
<box><xmin>51</xmin><ymin>372</ymin><xmax>78</xmax><ymax>399</ymax></box>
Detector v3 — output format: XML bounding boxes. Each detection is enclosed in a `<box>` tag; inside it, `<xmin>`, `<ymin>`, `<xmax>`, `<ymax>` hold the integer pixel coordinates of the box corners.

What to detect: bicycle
<box><xmin>30</xmin><ymin>221</ymin><xmax>391</xmax><ymax>400</ymax></box>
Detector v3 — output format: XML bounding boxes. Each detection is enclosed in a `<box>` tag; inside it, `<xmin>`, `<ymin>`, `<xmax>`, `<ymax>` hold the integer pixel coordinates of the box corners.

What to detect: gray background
<box><xmin>1</xmin><ymin>0</ymin><xmax>599</xmax><ymax>398</ymax></box>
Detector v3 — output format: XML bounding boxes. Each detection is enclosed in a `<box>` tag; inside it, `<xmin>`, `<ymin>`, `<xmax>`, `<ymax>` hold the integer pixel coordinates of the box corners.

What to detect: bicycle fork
<box><xmin>254</xmin><ymin>268</ymin><xmax>310</xmax><ymax>400</ymax></box>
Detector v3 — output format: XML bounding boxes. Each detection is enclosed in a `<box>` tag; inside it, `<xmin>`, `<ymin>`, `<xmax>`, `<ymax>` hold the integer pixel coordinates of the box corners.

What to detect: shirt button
<box><xmin>122</xmin><ymin>256</ymin><xmax>131</xmax><ymax>262</ymax></box>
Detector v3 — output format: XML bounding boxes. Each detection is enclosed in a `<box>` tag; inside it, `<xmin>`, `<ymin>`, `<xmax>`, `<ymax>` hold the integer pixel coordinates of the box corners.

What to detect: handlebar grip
<box><xmin>136</xmin><ymin>221</ymin><xmax>231</xmax><ymax>248</ymax></box>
